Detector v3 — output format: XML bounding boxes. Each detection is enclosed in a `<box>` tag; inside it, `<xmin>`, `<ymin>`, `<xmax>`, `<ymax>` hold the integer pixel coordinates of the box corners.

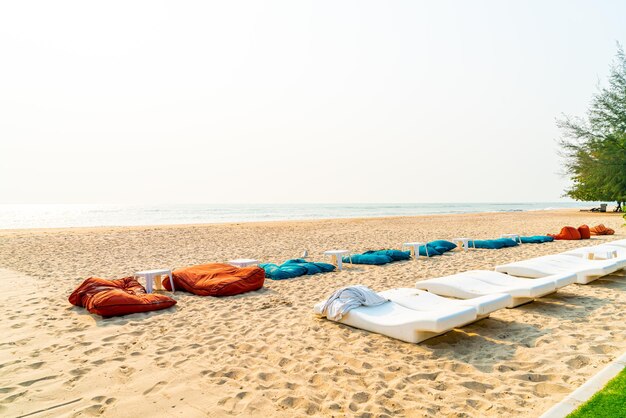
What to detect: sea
<box><xmin>0</xmin><ymin>202</ymin><xmax>601</xmax><ymax>230</ymax></box>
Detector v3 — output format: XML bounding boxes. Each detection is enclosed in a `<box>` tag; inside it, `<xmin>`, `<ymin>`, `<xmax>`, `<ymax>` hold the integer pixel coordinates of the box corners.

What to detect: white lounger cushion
<box><xmin>561</xmin><ymin>245</ymin><xmax>626</xmax><ymax>269</ymax></box>
<box><xmin>495</xmin><ymin>254</ymin><xmax>620</xmax><ymax>284</ymax></box>
<box><xmin>379</xmin><ymin>287</ymin><xmax>511</xmax><ymax>317</ymax></box>
<box><xmin>461</xmin><ymin>269</ymin><xmax>576</xmax><ymax>289</ymax></box>
<box><xmin>413</xmin><ymin>270</ymin><xmax>561</xmax><ymax>307</ymax></box>
<box><xmin>313</xmin><ymin>299</ymin><xmax>477</xmax><ymax>344</ymax></box>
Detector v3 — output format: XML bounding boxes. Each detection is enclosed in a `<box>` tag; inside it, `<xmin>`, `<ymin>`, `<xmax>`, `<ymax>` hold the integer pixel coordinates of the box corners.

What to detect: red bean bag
<box><xmin>69</xmin><ymin>277</ymin><xmax>177</xmax><ymax>317</ymax></box>
<box><xmin>590</xmin><ymin>224</ymin><xmax>615</xmax><ymax>235</ymax></box>
<box><xmin>163</xmin><ymin>263</ymin><xmax>265</xmax><ymax>296</ymax></box>
<box><xmin>578</xmin><ymin>225</ymin><xmax>591</xmax><ymax>239</ymax></box>
<box><xmin>548</xmin><ymin>226</ymin><xmax>581</xmax><ymax>240</ymax></box>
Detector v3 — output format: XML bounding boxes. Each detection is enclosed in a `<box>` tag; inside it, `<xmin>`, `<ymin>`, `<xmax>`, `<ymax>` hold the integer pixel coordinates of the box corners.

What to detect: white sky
<box><xmin>1</xmin><ymin>1</ymin><xmax>625</xmax><ymax>204</ymax></box>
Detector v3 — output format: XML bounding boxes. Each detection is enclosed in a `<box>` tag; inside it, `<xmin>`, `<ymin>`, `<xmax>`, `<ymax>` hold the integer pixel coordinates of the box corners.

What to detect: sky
<box><xmin>1</xmin><ymin>1</ymin><xmax>625</xmax><ymax>204</ymax></box>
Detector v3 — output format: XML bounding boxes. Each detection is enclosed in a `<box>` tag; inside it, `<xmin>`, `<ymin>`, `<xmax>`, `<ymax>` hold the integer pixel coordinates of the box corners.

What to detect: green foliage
<box><xmin>567</xmin><ymin>367</ymin><xmax>626</xmax><ymax>417</ymax></box>
<box><xmin>558</xmin><ymin>44</ymin><xmax>626</xmax><ymax>204</ymax></box>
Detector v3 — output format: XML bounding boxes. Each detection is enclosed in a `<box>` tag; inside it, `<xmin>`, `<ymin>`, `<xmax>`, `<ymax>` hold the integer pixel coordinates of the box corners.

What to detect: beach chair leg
<box><xmin>168</xmin><ymin>273</ymin><xmax>175</xmax><ymax>292</ymax></box>
<box><xmin>336</xmin><ymin>257</ymin><xmax>343</xmax><ymax>271</ymax></box>
<box><xmin>145</xmin><ymin>274</ymin><xmax>153</xmax><ymax>294</ymax></box>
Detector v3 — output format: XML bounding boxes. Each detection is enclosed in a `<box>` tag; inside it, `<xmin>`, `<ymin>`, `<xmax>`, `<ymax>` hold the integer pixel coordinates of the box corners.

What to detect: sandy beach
<box><xmin>0</xmin><ymin>209</ymin><xmax>625</xmax><ymax>417</ymax></box>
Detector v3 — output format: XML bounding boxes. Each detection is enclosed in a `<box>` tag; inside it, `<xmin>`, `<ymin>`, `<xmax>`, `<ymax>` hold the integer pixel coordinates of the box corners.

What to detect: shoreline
<box><xmin>2</xmin><ymin>208</ymin><xmax>621</xmax><ymax>234</ymax></box>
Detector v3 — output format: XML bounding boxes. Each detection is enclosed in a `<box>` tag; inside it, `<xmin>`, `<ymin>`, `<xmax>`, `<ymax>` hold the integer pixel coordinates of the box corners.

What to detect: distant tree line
<box><xmin>558</xmin><ymin>44</ymin><xmax>626</xmax><ymax>214</ymax></box>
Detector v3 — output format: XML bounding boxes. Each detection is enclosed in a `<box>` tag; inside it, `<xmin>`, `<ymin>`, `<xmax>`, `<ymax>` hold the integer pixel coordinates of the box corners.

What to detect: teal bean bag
<box><xmin>260</xmin><ymin>259</ymin><xmax>335</xmax><ymax>280</ymax></box>
<box><xmin>418</xmin><ymin>245</ymin><xmax>442</xmax><ymax>257</ymax></box>
<box><xmin>471</xmin><ymin>240</ymin><xmax>503</xmax><ymax>249</ymax></box>
<box><xmin>403</xmin><ymin>241</ymin><xmax>453</xmax><ymax>258</ymax></box>
<box><xmin>520</xmin><ymin>235</ymin><xmax>554</xmax><ymax>244</ymax></box>
<box><xmin>376</xmin><ymin>249</ymin><xmax>412</xmax><ymax>261</ymax></box>
<box><xmin>428</xmin><ymin>240</ymin><xmax>457</xmax><ymax>254</ymax></box>
<box><xmin>471</xmin><ymin>238</ymin><xmax>518</xmax><ymax>249</ymax></box>
<box><xmin>344</xmin><ymin>249</ymin><xmax>411</xmax><ymax>265</ymax></box>
<box><xmin>495</xmin><ymin>238</ymin><xmax>519</xmax><ymax>247</ymax></box>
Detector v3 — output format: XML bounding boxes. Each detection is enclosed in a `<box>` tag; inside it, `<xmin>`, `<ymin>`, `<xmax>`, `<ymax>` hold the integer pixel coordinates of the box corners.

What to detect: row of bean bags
<box><xmin>549</xmin><ymin>225</ymin><xmax>591</xmax><ymax>240</ymax></box>
<box><xmin>344</xmin><ymin>249</ymin><xmax>411</xmax><ymax>265</ymax></box>
<box><xmin>260</xmin><ymin>259</ymin><xmax>335</xmax><ymax>280</ymax></box>
<box><xmin>162</xmin><ymin>263</ymin><xmax>265</xmax><ymax>296</ymax></box>
<box><xmin>69</xmin><ymin>277</ymin><xmax>177</xmax><ymax>317</ymax></box>
<box><xmin>590</xmin><ymin>224</ymin><xmax>615</xmax><ymax>235</ymax></box>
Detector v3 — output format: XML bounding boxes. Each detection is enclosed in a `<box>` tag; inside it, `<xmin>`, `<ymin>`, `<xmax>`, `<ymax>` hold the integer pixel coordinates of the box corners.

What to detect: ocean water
<box><xmin>0</xmin><ymin>202</ymin><xmax>600</xmax><ymax>230</ymax></box>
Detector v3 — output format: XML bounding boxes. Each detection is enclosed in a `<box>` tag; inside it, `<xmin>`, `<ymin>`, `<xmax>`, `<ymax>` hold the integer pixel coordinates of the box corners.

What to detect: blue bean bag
<box><xmin>260</xmin><ymin>259</ymin><xmax>335</xmax><ymax>280</ymax></box>
<box><xmin>471</xmin><ymin>238</ymin><xmax>518</xmax><ymax>249</ymax></box>
<box><xmin>375</xmin><ymin>249</ymin><xmax>412</xmax><ymax>261</ymax></box>
<box><xmin>495</xmin><ymin>238</ymin><xmax>519</xmax><ymax>247</ymax></box>
<box><xmin>404</xmin><ymin>241</ymin><xmax>454</xmax><ymax>258</ymax></box>
<box><xmin>418</xmin><ymin>245</ymin><xmax>441</xmax><ymax>257</ymax></box>
<box><xmin>471</xmin><ymin>240</ymin><xmax>503</xmax><ymax>249</ymax></box>
<box><xmin>520</xmin><ymin>235</ymin><xmax>554</xmax><ymax>244</ymax></box>
<box><xmin>428</xmin><ymin>240</ymin><xmax>457</xmax><ymax>254</ymax></box>
<box><xmin>344</xmin><ymin>250</ymin><xmax>411</xmax><ymax>265</ymax></box>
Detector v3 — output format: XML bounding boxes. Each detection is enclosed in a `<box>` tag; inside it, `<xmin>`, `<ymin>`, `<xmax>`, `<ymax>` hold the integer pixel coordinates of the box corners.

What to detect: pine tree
<box><xmin>558</xmin><ymin>44</ymin><xmax>626</xmax><ymax>211</ymax></box>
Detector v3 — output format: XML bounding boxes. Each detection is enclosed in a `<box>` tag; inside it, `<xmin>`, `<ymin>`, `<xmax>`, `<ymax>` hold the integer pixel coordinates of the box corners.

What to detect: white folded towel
<box><xmin>319</xmin><ymin>285</ymin><xmax>388</xmax><ymax>321</ymax></box>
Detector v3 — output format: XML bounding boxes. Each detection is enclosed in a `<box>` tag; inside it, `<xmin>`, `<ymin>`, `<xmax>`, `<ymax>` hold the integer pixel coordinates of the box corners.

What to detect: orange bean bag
<box><xmin>548</xmin><ymin>226</ymin><xmax>581</xmax><ymax>240</ymax></box>
<box><xmin>69</xmin><ymin>277</ymin><xmax>177</xmax><ymax>317</ymax></box>
<box><xmin>578</xmin><ymin>225</ymin><xmax>591</xmax><ymax>239</ymax></box>
<box><xmin>163</xmin><ymin>263</ymin><xmax>265</xmax><ymax>296</ymax></box>
<box><xmin>590</xmin><ymin>224</ymin><xmax>615</xmax><ymax>235</ymax></box>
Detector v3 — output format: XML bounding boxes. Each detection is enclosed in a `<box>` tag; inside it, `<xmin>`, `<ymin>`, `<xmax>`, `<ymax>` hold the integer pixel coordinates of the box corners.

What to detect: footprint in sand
<box><xmin>75</xmin><ymin>403</ymin><xmax>106</xmax><ymax>416</ymax></box>
<box><xmin>352</xmin><ymin>391</ymin><xmax>370</xmax><ymax>404</ymax></box>
<box><xmin>19</xmin><ymin>375</ymin><xmax>59</xmax><ymax>387</ymax></box>
<box><xmin>277</xmin><ymin>395</ymin><xmax>305</xmax><ymax>409</ymax></box>
<box><xmin>466</xmin><ymin>398</ymin><xmax>488</xmax><ymax>410</ymax></box>
<box><xmin>406</xmin><ymin>372</ymin><xmax>440</xmax><ymax>382</ymax></box>
<box><xmin>513</xmin><ymin>373</ymin><xmax>550</xmax><ymax>382</ymax></box>
<box><xmin>565</xmin><ymin>355</ymin><xmax>591</xmax><ymax>368</ymax></box>
<box><xmin>91</xmin><ymin>396</ymin><xmax>116</xmax><ymax>405</ymax></box>
<box><xmin>28</xmin><ymin>361</ymin><xmax>46</xmax><ymax>369</ymax></box>
<box><xmin>0</xmin><ymin>359</ymin><xmax>22</xmax><ymax>369</ymax></box>
<box><xmin>533</xmin><ymin>382</ymin><xmax>570</xmax><ymax>397</ymax></box>
<box><xmin>102</xmin><ymin>334</ymin><xmax>122</xmax><ymax>343</ymax></box>
<box><xmin>69</xmin><ymin>367</ymin><xmax>91</xmax><ymax>378</ymax></box>
<box><xmin>2</xmin><ymin>390</ymin><xmax>27</xmax><ymax>403</ymax></box>
<box><xmin>218</xmin><ymin>391</ymin><xmax>252</xmax><ymax>414</ymax></box>
<box><xmin>143</xmin><ymin>381</ymin><xmax>167</xmax><ymax>395</ymax></box>
<box><xmin>591</xmin><ymin>344</ymin><xmax>618</xmax><ymax>355</ymax></box>
<box><xmin>83</xmin><ymin>347</ymin><xmax>101</xmax><ymax>356</ymax></box>
<box><xmin>173</xmin><ymin>358</ymin><xmax>189</xmax><ymax>367</ymax></box>
<box><xmin>460</xmin><ymin>381</ymin><xmax>494</xmax><ymax>393</ymax></box>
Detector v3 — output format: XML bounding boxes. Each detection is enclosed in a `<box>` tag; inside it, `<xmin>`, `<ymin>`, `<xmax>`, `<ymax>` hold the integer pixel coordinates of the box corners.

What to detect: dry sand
<box><xmin>0</xmin><ymin>210</ymin><xmax>625</xmax><ymax>417</ymax></box>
